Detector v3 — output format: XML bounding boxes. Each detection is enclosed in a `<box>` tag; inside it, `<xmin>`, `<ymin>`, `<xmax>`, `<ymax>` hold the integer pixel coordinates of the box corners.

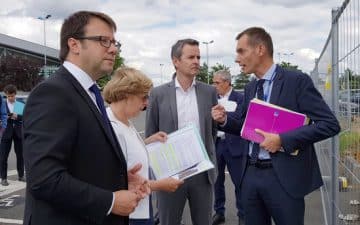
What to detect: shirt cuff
<box><xmin>107</xmin><ymin>192</ymin><xmax>115</xmax><ymax>215</ymax></box>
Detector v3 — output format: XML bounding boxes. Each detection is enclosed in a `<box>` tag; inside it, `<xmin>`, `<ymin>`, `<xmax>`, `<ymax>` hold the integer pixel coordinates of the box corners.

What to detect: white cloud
<box><xmin>299</xmin><ymin>48</ymin><xmax>320</xmax><ymax>61</ymax></box>
<box><xmin>0</xmin><ymin>0</ymin><xmax>345</xmax><ymax>83</ymax></box>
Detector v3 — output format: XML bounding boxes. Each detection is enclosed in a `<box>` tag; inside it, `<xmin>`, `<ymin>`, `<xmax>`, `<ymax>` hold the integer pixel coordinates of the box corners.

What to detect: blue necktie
<box><xmin>89</xmin><ymin>84</ymin><xmax>112</xmax><ymax>131</ymax></box>
<box><xmin>250</xmin><ymin>79</ymin><xmax>265</xmax><ymax>163</ymax></box>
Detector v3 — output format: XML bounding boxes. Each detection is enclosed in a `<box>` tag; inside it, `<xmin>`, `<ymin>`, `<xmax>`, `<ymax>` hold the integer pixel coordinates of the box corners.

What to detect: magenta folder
<box><xmin>241</xmin><ymin>99</ymin><xmax>308</xmax><ymax>143</ymax></box>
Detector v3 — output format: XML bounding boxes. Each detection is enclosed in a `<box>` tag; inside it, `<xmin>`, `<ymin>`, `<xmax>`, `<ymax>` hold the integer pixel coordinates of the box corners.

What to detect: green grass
<box><xmin>340</xmin><ymin>131</ymin><xmax>360</xmax><ymax>154</ymax></box>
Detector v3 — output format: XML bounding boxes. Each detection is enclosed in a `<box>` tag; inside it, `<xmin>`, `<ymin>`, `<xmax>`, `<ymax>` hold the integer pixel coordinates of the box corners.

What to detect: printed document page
<box><xmin>146</xmin><ymin>125</ymin><xmax>214</xmax><ymax>180</ymax></box>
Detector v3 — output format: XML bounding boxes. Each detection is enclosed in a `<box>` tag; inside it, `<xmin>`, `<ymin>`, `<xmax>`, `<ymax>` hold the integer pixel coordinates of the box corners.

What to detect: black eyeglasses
<box><xmin>76</xmin><ymin>36</ymin><xmax>121</xmax><ymax>52</ymax></box>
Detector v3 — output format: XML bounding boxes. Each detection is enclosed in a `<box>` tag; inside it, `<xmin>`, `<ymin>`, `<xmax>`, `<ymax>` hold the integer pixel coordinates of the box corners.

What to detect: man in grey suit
<box><xmin>146</xmin><ymin>38</ymin><xmax>218</xmax><ymax>225</ymax></box>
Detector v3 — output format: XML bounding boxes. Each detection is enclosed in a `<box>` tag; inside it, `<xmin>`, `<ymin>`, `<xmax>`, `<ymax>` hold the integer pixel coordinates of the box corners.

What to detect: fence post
<box><xmin>331</xmin><ymin>8</ymin><xmax>340</xmax><ymax>225</ymax></box>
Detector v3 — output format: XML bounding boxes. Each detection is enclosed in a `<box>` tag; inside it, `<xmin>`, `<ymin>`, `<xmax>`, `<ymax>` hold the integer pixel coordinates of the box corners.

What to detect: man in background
<box><xmin>146</xmin><ymin>38</ymin><xmax>217</xmax><ymax>225</ymax></box>
<box><xmin>212</xmin><ymin>70</ymin><xmax>245</xmax><ymax>225</ymax></box>
<box><xmin>0</xmin><ymin>93</ymin><xmax>6</xmax><ymax>138</ymax></box>
<box><xmin>0</xmin><ymin>84</ymin><xmax>25</xmax><ymax>186</ymax></box>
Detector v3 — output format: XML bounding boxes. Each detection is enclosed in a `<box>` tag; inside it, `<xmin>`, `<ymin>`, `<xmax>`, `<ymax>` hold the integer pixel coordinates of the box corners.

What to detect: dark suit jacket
<box><xmin>2</xmin><ymin>102</ymin><xmax>23</xmax><ymax>140</ymax></box>
<box><xmin>218</xmin><ymin>90</ymin><xmax>245</xmax><ymax>157</ymax></box>
<box><xmin>223</xmin><ymin>65</ymin><xmax>340</xmax><ymax>199</ymax></box>
<box><xmin>23</xmin><ymin>66</ymin><xmax>129</xmax><ymax>225</ymax></box>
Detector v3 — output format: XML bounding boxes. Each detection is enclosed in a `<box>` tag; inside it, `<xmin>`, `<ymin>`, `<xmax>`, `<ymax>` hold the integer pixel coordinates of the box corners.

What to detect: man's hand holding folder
<box><xmin>254</xmin><ymin>128</ymin><xmax>282</xmax><ymax>153</ymax></box>
<box><xmin>241</xmin><ymin>99</ymin><xmax>308</xmax><ymax>156</ymax></box>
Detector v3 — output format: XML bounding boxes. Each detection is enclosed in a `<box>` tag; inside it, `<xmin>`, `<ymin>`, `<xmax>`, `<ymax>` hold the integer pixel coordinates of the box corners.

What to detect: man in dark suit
<box><xmin>23</xmin><ymin>11</ymin><xmax>145</xmax><ymax>225</ymax></box>
<box><xmin>0</xmin><ymin>93</ymin><xmax>7</xmax><ymax>141</ymax></box>
<box><xmin>211</xmin><ymin>27</ymin><xmax>340</xmax><ymax>225</ymax></box>
<box><xmin>0</xmin><ymin>84</ymin><xmax>25</xmax><ymax>186</ymax></box>
<box><xmin>211</xmin><ymin>70</ymin><xmax>245</xmax><ymax>225</ymax></box>
<box><xmin>146</xmin><ymin>38</ymin><xmax>218</xmax><ymax>225</ymax></box>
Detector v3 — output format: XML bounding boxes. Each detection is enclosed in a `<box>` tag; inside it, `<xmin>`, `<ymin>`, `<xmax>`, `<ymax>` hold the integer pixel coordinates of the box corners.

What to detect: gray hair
<box><xmin>171</xmin><ymin>38</ymin><xmax>199</xmax><ymax>60</ymax></box>
<box><xmin>213</xmin><ymin>70</ymin><xmax>232</xmax><ymax>84</ymax></box>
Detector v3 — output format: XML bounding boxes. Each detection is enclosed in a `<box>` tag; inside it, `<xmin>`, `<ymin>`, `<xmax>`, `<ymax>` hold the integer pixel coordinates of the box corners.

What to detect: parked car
<box><xmin>339</xmin><ymin>100</ymin><xmax>360</xmax><ymax>116</ymax></box>
<box><xmin>350</xmin><ymin>93</ymin><xmax>360</xmax><ymax>104</ymax></box>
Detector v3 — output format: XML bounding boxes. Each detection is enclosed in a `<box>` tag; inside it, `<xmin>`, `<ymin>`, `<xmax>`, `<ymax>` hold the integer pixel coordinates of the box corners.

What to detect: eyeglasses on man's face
<box><xmin>213</xmin><ymin>80</ymin><xmax>226</xmax><ymax>85</ymax></box>
<box><xmin>76</xmin><ymin>36</ymin><xmax>121</xmax><ymax>52</ymax></box>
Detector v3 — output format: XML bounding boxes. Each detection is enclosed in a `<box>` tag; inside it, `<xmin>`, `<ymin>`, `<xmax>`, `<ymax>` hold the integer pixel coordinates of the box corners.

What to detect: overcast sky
<box><xmin>0</xmin><ymin>0</ymin><xmax>344</xmax><ymax>85</ymax></box>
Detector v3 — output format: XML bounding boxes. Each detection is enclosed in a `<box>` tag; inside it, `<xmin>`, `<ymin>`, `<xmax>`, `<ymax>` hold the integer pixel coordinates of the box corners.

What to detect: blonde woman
<box><xmin>103</xmin><ymin>67</ymin><xmax>183</xmax><ymax>225</ymax></box>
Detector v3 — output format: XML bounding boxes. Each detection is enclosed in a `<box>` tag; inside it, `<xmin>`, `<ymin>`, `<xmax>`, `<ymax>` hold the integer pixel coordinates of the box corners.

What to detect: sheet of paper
<box><xmin>13</xmin><ymin>101</ymin><xmax>25</xmax><ymax>115</ymax></box>
<box><xmin>146</xmin><ymin>125</ymin><xmax>214</xmax><ymax>180</ymax></box>
<box><xmin>218</xmin><ymin>99</ymin><xmax>237</xmax><ymax>112</ymax></box>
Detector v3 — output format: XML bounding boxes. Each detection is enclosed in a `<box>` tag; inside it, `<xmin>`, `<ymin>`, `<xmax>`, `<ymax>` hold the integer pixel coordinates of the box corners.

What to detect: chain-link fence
<box><xmin>311</xmin><ymin>0</ymin><xmax>360</xmax><ymax>224</ymax></box>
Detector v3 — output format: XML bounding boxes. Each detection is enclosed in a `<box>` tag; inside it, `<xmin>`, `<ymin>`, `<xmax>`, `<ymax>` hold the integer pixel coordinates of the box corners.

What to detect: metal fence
<box><xmin>311</xmin><ymin>0</ymin><xmax>360</xmax><ymax>224</ymax></box>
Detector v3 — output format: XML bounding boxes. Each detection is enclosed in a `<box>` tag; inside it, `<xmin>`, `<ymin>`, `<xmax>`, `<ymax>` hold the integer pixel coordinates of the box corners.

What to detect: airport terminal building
<box><xmin>0</xmin><ymin>33</ymin><xmax>60</xmax><ymax>91</ymax></box>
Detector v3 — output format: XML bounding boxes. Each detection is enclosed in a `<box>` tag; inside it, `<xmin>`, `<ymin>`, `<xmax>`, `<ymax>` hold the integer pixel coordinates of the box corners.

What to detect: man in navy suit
<box><xmin>211</xmin><ymin>27</ymin><xmax>340</xmax><ymax>225</ymax></box>
<box><xmin>23</xmin><ymin>11</ymin><xmax>146</xmax><ymax>225</ymax></box>
<box><xmin>211</xmin><ymin>70</ymin><xmax>245</xmax><ymax>225</ymax></box>
<box><xmin>0</xmin><ymin>84</ymin><xmax>25</xmax><ymax>186</ymax></box>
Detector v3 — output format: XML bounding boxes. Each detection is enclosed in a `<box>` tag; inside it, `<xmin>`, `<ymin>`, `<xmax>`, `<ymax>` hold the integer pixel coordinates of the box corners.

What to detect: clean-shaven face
<box><xmin>173</xmin><ymin>44</ymin><xmax>200</xmax><ymax>78</ymax></box>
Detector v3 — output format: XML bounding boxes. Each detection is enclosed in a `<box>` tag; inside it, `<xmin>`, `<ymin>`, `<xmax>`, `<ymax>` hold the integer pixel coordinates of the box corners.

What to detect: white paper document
<box><xmin>146</xmin><ymin>125</ymin><xmax>214</xmax><ymax>180</ymax></box>
<box><xmin>218</xmin><ymin>99</ymin><xmax>237</xmax><ymax>112</ymax></box>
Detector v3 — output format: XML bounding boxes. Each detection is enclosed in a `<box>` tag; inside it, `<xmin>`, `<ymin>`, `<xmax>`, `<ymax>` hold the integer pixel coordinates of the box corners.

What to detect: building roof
<box><xmin>0</xmin><ymin>33</ymin><xmax>59</xmax><ymax>60</ymax></box>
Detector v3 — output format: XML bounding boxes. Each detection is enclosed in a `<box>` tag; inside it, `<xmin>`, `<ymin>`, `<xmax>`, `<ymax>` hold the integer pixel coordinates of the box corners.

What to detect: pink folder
<box><xmin>241</xmin><ymin>99</ymin><xmax>308</xmax><ymax>143</ymax></box>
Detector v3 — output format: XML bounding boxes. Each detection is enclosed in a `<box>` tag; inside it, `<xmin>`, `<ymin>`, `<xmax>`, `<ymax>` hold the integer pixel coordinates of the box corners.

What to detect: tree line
<box><xmin>1</xmin><ymin>52</ymin><xmax>314</xmax><ymax>92</ymax></box>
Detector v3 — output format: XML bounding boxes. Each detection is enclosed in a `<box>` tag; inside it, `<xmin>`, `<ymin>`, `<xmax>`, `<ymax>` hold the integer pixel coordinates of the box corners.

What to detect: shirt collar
<box><xmin>174</xmin><ymin>76</ymin><xmax>196</xmax><ymax>90</ymax></box>
<box><xmin>220</xmin><ymin>87</ymin><xmax>233</xmax><ymax>98</ymax></box>
<box><xmin>257</xmin><ymin>64</ymin><xmax>276</xmax><ymax>81</ymax></box>
<box><xmin>7</xmin><ymin>99</ymin><xmax>14</xmax><ymax>105</ymax></box>
<box><xmin>63</xmin><ymin>61</ymin><xmax>97</xmax><ymax>91</ymax></box>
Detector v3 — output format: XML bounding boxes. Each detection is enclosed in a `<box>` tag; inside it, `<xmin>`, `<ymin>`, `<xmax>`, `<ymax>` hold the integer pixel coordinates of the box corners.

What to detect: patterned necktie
<box><xmin>250</xmin><ymin>79</ymin><xmax>266</xmax><ymax>163</ymax></box>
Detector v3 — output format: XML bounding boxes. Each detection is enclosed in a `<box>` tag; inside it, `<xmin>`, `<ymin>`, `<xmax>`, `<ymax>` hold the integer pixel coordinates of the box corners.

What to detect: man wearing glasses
<box><xmin>212</xmin><ymin>70</ymin><xmax>245</xmax><ymax>225</ymax></box>
<box><xmin>23</xmin><ymin>11</ymin><xmax>146</xmax><ymax>225</ymax></box>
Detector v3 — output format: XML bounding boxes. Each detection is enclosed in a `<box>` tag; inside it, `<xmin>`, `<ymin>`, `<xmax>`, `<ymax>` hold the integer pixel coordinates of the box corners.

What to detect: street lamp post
<box><xmin>160</xmin><ymin>63</ymin><xmax>164</xmax><ymax>84</ymax></box>
<box><xmin>202</xmin><ymin>40</ymin><xmax>214</xmax><ymax>84</ymax></box>
<box><xmin>38</xmin><ymin>14</ymin><xmax>51</xmax><ymax>68</ymax></box>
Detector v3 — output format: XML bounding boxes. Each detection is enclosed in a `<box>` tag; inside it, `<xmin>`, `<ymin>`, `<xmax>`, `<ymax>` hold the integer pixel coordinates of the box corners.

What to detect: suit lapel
<box><xmin>269</xmin><ymin>66</ymin><xmax>284</xmax><ymax>105</ymax></box>
<box><xmin>228</xmin><ymin>90</ymin><xmax>235</xmax><ymax>101</ymax></box>
<box><xmin>248</xmin><ymin>80</ymin><xmax>257</xmax><ymax>102</ymax></box>
<box><xmin>195</xmin><ymin>82</ymin><xmax>206</xmax><ymax>141</ymax></box>
<box><xmin>61</xmin><ymin>67</ymin><xmax>124</xmax><ymax>161</ymax></box>
<box><xmin>168</xmin><ymin>81</ymin><xmax>178</xmax><ymax>130</ymax></box>
<box><xmin>5</xmin><ymin>102</ymin><xmax>9</xmax><ymax>114</ymax></box>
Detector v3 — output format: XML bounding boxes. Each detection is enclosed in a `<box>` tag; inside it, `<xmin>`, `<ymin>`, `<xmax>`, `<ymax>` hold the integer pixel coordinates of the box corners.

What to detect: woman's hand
<box><xmin>144</xmin><ymin>131</ymin><xmax>167</xmax><ymax>144</ymax></box>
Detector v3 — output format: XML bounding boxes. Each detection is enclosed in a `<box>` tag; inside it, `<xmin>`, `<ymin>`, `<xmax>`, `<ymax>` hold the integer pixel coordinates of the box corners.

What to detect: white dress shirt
<box><xmin>7</xmin><ymin>100</ymin><xmax>14</xmax><ymax>113</ymax></box>
<box><xmin>63</xmin><ymin>61</ymin><xmax>99</xmax><ymax>111</ymax></box>
<box><xmin>175</xmin><ymin>77</ymin><xmax>200</xmax><ymax>131</ymax></box>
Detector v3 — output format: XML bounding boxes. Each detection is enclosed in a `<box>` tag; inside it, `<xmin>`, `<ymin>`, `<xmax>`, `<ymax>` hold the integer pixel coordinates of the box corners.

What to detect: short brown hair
<box><xmin>59</xmin><ymin>11</ymin><xmax>117</xmax><ymax>63</ymax></box>
<box><xmin>3</xmin><ymin>84</ymin><xmax>17</xmax><ymax>94</ymax></box>
<box><xmin>171</xmin><ymin>38</ymin><xmax>199</xmax><ymax>60</ymax></box>
<box><xmin>103</xmin><ymin>67</ymin><xmax>153</xmax><ymax>104</ymax></box>
<box><xmin>236</xmin><ymin>27</ymin><xmax>273</xmax><ymax>57</ymax></box>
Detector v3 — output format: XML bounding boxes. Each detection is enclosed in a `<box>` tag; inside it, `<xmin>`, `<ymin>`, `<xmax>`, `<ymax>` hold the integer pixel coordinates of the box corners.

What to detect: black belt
<box><xmin>247</xmin><ymin>157</ymin><xmax>273</xmax><ymax>169</ymax></box>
